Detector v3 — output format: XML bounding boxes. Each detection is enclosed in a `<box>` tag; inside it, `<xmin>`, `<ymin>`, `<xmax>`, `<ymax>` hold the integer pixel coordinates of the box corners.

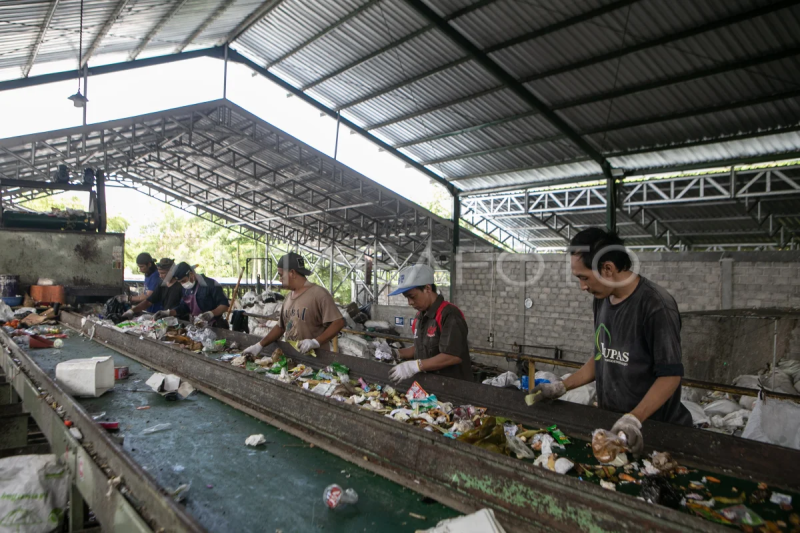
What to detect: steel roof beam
<box><xmin>1</xmin><ymin>48</ymin><xmax>223</xmax><ymax>93</ymax></box>
<box><xmin>266</xmin><ymin>0</ymin><xmax>383</xmax><ymax>69</ymax></box>
<box><xmin>299</xmin><ymin>0</ymin><xmax>495</xmax><ymax>92</ymax></box>
<box><xmin>175</xmin><ymin>0</ymin><xmax>236</xmax><ymax>53</ymax></box>
<box><xmin>420</xmin><ymin>134</ymin><xmax>567</xmax><ymax>166</ymax></box>
<box><xmin>23</xmin><ymin>0</ymin><xmax>61</xmax><ymax>78</ymax></box>
<box><xmin>128</xmin><ymin>0</ymin><xmax>190</xmax><ymax>61</ymax></box>
<box><xmin>225</xmin><ymin>49</ymin><xmax>458</xmax><ymax>195</ymax></box>
<box><xmin>80</xmin><ymin>0</ymin><xmax>130</xmax><ymax>68</ymax></box>
<box><xmin>337</xmin><ymin>57</ymin><xmax>471</xmax><ymax>111</ymax></box>
<box><xmin>223</xmin><ymin>0</ymin><xmax>283</xmax><ymax>44</ymax></box>
<box><xmin>392</xmin><ymin>47</ymin><xmax>800</xmax><ymax>147</ymax></box>
<box><xmin>332</xmin><ymin>0</ymin><xmax>640</xmax><ymax>114</ymax></box>
<box><xmin>403</xmin><ymin>0</ymin><xmax>607</xmax><ymax>171</ymax></box>
<box><xmin>448</xmin><ymin>157</ymin><xmax>595</xmax><ymax>182</ymax></box>
<box><xmin>584</xmin><ymin>88</ymin><xmax>800</xmax><ymax>136</ymax></box>
<box><xmin>518</xmin><ymin>0</ymin><xmax>800</xmax><ymax>85</ymax></box>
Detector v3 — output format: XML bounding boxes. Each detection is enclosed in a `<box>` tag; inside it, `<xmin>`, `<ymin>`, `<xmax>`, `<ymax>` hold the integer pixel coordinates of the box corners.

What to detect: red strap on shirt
<box><xmin>411</xmin><ymin>300</ymin><xmax>464</xmax><ymax>335</ymax></box>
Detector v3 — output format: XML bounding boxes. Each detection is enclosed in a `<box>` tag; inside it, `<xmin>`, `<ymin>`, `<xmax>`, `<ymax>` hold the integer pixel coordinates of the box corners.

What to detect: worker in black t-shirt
<box><xmin>530</xmin><ymin>228</ymin><xmax>691</xmax><ymax>455</ymax></box>
<box><xmin>121</xmin><ymin>258</ymin><xmax>186</xmax><ymax>319</ymax></box>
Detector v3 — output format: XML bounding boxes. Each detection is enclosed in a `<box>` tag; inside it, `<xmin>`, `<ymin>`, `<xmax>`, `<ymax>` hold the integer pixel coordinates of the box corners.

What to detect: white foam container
<box><xmin>56</xmin><ymin>356</ymin><xmax>114</xmax><ymax>397</ymax></box>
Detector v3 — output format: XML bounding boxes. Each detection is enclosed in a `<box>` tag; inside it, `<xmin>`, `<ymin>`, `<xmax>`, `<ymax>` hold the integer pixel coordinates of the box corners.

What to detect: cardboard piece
<box><xmin>56</xmin><ymin>356</ymin><xmax>114</xmax><ymax>397</ymax></box>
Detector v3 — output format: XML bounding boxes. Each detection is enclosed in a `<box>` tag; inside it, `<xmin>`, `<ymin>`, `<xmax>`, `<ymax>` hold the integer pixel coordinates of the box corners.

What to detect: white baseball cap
<box><xmin>389</xmin><ymin>264</ymin><xmax>435</xmax><ymax>296</ymax></box>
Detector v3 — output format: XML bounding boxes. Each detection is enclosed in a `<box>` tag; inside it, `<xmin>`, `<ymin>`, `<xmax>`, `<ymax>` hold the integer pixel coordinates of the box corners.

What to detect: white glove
<box><xmin>197</xmin><ymin>311</ymin><xmax>215</xmax><ymax>322</ymax></box>
<box><xmin>610</xmin><ymin>413</ymin><xmax>643</xmax><ymax>455</ymax></box>
<box><xmin>297</xmin><ymin>339</ymin><xmax>320</xmax><ymax>354</ymax></box>
<box><xmin>121</xmin><ymin>310</ymin><xmax>135</xmax><ymax>320</ymax></box>
<box><xmin>242</xmin><ymin>343</ymin><xmax>263</xmax><ymax>359</ymax></box>
<box><xmin>389</xmin><ymin>360</ymin><xmax>422</xmax><ymax>383</ymax></box>
<box><xmin>153</xmin><ymin>310</ymin><xmax>171</xmax><ymax>320</ymax></box>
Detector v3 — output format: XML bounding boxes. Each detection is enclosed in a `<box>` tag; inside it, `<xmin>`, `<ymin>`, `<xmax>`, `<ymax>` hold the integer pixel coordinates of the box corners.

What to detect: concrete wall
<box><xmin>443</xmin><ymin>251</ymin><xmax>800</xmax><ymax>381</ymax></box>
<box><xmin>0</xmin><ymin>229</ymin><xmax>125</xmax><ymax>289</ymax></box>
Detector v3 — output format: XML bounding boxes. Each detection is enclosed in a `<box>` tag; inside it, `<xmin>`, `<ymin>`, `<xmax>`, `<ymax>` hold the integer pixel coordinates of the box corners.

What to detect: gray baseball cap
<box><xmin>389</xmin><ymin>264</ymin><xmax>435</xmax><ymax>296</ymax></box>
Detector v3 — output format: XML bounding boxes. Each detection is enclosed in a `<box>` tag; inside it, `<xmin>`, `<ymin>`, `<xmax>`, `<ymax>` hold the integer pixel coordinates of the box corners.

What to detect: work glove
<box><xmin>526</xmin><ymin>380</ymin><xmax>566</xmax><ymax>406</ymax></box>
<box><xmin>121</xmin><ymin>309</ymin><xmax>135</xmax><ymax>320</ymax></box>
<box><xmin>242</xmin><ymin>343</ymin><xmax>263</xmax><ymax>360</ymax></box>
<box><xmin>297</xmin><ymin>338</ymin><xmax>320</xmax><ymax>354</ymax></box>
<box><xmin>153</xmin><ymin>310</ymin><xmax>171</xmax><ymax>320</ymax></box>
<box><xmin>389</xmin><ymin>360</ymin><xmax>422</xmax><ymax>384</ymax></box>
<box><xmin>610</xmin><ymin>413</ymin><xmax>643</xmax><ymax>456</ymax></box>
<box><xmin>197</xmin><ymin>311</ymin><xmax>215</xmax><ymax>322</ymax></box>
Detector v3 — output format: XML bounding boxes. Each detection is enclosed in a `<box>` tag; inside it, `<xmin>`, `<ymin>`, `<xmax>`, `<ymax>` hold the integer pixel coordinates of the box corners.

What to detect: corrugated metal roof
<box><xmin>1</xmin><ymin>0</ymin><xmax>799</xmax><ymax>250</ymax></box>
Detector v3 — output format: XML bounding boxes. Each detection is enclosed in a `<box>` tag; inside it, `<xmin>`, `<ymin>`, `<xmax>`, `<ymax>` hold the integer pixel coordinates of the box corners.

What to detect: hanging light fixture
<box><xmin>68</xmin><ymin>0</ymin><xmax>88</xmax><ymax>107</ymax></box>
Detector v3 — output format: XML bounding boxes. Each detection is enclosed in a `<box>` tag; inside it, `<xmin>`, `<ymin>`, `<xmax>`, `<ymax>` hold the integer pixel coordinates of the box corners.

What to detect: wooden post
<box><xmin>332</xmin><ymin>336</ymin><xmax>339</xmax><ymax>353</ymax></box>
<box><xmin>226</xmin><ymin>267</ymin><xmax>245</xmax><ymax>323</ymax></box>
<box><xmin>528</xmin><ymin>360</ymin><xmax>535</xmax><ymax>392</ymax></box>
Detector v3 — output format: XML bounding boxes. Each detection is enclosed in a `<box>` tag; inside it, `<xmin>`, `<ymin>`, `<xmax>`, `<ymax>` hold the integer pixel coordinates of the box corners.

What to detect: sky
<box><xmin>0</xmin><ymin>56</ymin><xmax>446</xmax><ymax>239</ymax></box>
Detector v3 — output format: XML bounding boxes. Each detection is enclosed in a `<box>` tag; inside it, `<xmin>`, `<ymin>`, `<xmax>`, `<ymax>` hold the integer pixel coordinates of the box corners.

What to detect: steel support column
<box><xmin>451</xmin><ymin>193</ymin><xmax>460</xmax><ymax>302</ymax></box>
<box><xmin>604</xmin><ymin>165</ymin><xmax>617</xmax><ymax>233</ymax></box>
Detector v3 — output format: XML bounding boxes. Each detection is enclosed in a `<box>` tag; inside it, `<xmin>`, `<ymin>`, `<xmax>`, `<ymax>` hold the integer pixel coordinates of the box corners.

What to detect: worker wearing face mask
<box><xmin>154</xmin><ymin>262</ymin><xmax>230</xmax><ymax>328</ymax></box>
<box><xmin>387</xmin><ymin>264</ymin><xmax>472</xmax><ymax>384</ymax></box>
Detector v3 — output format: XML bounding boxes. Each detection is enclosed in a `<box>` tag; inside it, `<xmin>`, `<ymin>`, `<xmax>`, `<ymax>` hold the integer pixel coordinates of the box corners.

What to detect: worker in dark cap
<box><xmin>154</xmin><ymin>262</ymin><xmax>230</xmax><ymax>328</ymax></box>
<box><xmin>242</xmin><ymin>252</ymin><xmax>344</xmax><ymax>358</ymax></box>
<box><xmin>121</xmin><ymin>258</ymin><xmax>186</xmax><ymax>319</ymax></box>
<box><xmin>130</xmin><ymin>252</ymin><xmax>159</xmax><ymax>307</ymax></box>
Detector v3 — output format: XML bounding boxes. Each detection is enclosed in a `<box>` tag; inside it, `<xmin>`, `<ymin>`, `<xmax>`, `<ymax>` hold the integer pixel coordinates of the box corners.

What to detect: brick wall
<box><xmin>449</xmin><ymin>251</ymin><xmax>800</xmax><ymax>377</ymax></box>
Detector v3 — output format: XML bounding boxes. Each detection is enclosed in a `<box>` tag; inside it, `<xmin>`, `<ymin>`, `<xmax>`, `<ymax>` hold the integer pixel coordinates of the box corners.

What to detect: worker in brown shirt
<box><xmin>389</xmin><ymin>264</ymin><xmax>472</xmax><ymax>383</ymax></box>
<box><xmin>243</xmin><ymin>253</ymin><xmax>344</xmax><ymax>358</ymax></box>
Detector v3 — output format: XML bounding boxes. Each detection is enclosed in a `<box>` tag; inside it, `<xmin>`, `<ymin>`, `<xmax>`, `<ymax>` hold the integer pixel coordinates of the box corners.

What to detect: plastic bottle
<box><xmin>323</xmin><ymin>484</ymin><xmax>358</xmax><ymax>509</ymax></box>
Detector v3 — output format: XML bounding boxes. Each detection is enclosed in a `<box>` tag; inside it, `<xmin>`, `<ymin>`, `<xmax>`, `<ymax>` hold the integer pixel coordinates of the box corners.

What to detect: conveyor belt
<box><xmin>59</xmin><ymin>312</ymin><xmax>800</xmax><ymax>532</ymax></box>
<box><xmin>11</xmin><ymin>332</ymin><xmax>459</xmax><ymax>532</ymax></box>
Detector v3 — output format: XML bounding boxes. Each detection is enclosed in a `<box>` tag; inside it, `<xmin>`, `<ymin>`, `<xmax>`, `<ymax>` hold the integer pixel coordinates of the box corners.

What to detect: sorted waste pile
<box><xmin>215</xmin><ymin>349</ymin><xmax>799</xmax><ymax>532</ymax></box>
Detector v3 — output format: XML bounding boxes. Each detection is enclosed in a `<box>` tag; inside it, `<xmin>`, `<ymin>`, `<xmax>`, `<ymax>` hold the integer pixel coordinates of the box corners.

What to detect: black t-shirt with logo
<box><xmin>592</xmin><ymin>276</ymin><xmax>692</xmax><ymax>426</ymax></box>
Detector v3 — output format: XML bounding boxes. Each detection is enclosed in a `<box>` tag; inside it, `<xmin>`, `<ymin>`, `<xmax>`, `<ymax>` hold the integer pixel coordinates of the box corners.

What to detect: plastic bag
<box><xmin>682</xmin><ymin>400</ymin><xmax>710</xmax><ymax>427</ymax></box>
<box><xmin>732</xmin><ymin>375</ymin><xmax>760</xmax><ymax>410</ymax></box>
<box><xmin>560</xmin><ymin>382</ymin><xmax>596</xmax><ymax>405</ymax></box>
<box><xmin>703</xmin><ymin>399</ymin><xmax>741</xmax><ymax>417</ymax></box>
<box><xmin>506</xmin><ymin>434</ymin><xmax>535</xmax><ymax>459</ymax></box>
<box><xmin>0</xmin><ymin>300</ymin><xmax>14</xmax><ymax>322</ymax></box>
<box><xmin>757</xmin><ymin>369</ymin><xmax>796</xmax><ymax>394</ymax></box>
<box><xmin>372</xmin><ymin>340</ymin><xmax>394</xmax><ymax>361</ymax></box>
<box><xmin>482</xmin><ymin>371</ymin><xmax>520</xmax><ymax>389</ymax></box>
<box><xmin>777</xmin><ymin>358</ymin><xmax>800</xmax><ymax>384</ymax></box>
<box><xmin>591</xmin><ymin>429</ymin><xmax>628</xmax><ymax>466</ymax></box>
<box><xmin>741</xmin><ymin>398</ymin><xmax>800</xmax><ymax>450</ymax></box>
<box><xmin>681</xmin><ymin>386</ymin><xmax>707</xmax><ymax>403</ymax></box>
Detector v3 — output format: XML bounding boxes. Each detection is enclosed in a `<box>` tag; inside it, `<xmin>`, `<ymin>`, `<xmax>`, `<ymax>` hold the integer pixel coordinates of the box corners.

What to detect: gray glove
<box><xmin>121</xmin><ymin>309</ymin><xmax>135</xmax><ymax>320</ymax></box>
<box><xmin>526</xmin><ymin>380</ymin><xmax>566</xmax><ymax>406</ymax></box>
<box><xmin>611</xmin><ymin>413</ymin><xmax>643</xmax><ymax>455</ymax></box>
<box><xmin>153</xmin><ymin>310</ymin><xmax>171</xmax><ymax>320</ymax></box>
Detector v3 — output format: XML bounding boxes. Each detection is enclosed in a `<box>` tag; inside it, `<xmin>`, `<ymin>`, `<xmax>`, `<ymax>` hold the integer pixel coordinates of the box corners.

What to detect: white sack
<box><xmin>0</xmin><ymin>454</ymin><xmax>69</xmax><ymax>533</ymax></box>
<box><xmin>741</xmin><ymin>398</ymin><xmax>800</xmax><ymax>450</ymax></box>
<box><xmin>682</xmin><ymin>400</ymin><xmax>710</xmax><ymax>427</ymax></box>
<box><xmin>419</xmin><ymin>508</ymin><xmax>507</xmax><ymax>533</ymax></box>
<box><xmin>703</xmin><ymin>399</ymin><xmax>741</xmax><ymax>417</ymax></box>
<box><xmin>482</xmin><ymin>371</ymin><xmax>520</xmax><ymax>388</ymax></box>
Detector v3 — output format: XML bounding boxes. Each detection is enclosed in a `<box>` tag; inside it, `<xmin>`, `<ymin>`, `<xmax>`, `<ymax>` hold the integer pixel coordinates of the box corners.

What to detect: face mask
<box><xmin>181</xmin><ymin>280</ymin><xmax>195</xmax><ymax>290</ymax></box>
